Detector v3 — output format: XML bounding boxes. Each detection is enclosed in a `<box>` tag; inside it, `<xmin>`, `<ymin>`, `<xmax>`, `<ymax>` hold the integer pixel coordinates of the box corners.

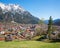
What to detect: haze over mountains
<box><xmin>0</xmin><ymin>3</ymin><xmax>39</xmax><ymax>24</ymax></box>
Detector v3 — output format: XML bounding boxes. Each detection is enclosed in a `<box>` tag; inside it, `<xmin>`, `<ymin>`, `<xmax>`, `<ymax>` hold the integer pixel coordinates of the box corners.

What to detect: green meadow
<box><xmin>0</xmin><ymin>41</ymin><xmax>60</xmax><ymax>48</ymax></box>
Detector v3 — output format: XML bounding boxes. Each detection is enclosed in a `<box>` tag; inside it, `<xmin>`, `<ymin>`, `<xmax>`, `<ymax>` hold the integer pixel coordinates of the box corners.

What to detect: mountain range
<box><xmin>53</xmin><ymin>19</ymin><xmax>60</xmax><ymax>26</ymax></box>
<box><xmin>44</xmin><ymin>19</ymin><xmax>60</xmax><ymax>26</ymax></box>
<box><xmin>0</xmin><ymin>3</ymin><xmax>39</xmax><ymax>24</ymax></box>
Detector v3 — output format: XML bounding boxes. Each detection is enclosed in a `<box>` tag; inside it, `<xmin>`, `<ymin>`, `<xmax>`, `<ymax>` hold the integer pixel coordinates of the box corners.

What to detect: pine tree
<box><xmin>47</xmin><ymin>16</ymin><xmax>53</xmax><ymax>40</ymax></box>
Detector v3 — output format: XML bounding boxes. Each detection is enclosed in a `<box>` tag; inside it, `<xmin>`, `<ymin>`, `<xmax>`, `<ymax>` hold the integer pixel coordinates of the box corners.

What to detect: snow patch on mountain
<box><xmin>0</xmin><ymin>3</ymin><xmax>25</xmax><ymax>13</ymax></box>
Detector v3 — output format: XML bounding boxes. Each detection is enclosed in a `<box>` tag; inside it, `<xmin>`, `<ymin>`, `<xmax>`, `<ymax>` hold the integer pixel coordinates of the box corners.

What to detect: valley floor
<box><xmin>0</xmin><ymin>41</ymin><xmax>60</xmax><ymax>48</ymax></box>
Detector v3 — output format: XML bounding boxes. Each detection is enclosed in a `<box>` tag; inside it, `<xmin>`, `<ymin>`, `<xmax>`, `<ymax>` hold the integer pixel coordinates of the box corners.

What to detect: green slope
<box><xmin>0</xmin><ymin>41</ymin><xmax>60</xmax><ymax>48</ymax></box>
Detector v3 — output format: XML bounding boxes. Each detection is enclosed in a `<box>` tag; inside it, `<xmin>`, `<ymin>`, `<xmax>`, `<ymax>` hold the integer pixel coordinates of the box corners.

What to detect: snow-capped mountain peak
<box><xmin>0</xmin><ymin>3</ymin><xmax>5</xmax><ymax>9</ymax></box>
<box><xmin>0</xmin><ymin>3</ymin><xmax>25</xmax><ymax>13</ymax></box>
<box><xmin>0</xmin><ymin>3</ymin><xmax>39</xmax><ymax>24</ymax></box>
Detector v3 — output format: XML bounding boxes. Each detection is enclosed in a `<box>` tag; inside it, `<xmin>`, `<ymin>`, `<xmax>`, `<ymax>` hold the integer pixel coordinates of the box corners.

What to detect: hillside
<box><xmin>0</xmin><ymin>3</ymin><xmax>39</xmax><ymax>24</ymax></box>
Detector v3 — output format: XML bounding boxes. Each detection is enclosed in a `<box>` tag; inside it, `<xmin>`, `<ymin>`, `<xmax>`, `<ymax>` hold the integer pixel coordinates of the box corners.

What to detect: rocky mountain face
<box><xmin>0</xmin><ymin>3</ymin><xmax>39</xmax><ymax>24</ymax></box>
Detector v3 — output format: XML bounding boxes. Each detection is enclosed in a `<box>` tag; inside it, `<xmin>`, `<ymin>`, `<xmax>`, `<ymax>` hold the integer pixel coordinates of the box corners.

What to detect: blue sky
<box><xmin>0</xmin><ymin>0</ymin><xmax>60</xmax><ymax>20</ymax></box>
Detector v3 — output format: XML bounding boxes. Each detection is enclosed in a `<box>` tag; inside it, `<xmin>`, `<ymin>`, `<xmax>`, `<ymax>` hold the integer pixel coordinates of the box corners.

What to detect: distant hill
<box><xmin>44</xmin><ymin>20</ymin><xmax>49</xmax><ymax>24</ymax></box>
<box><xmin>53</xmin><ymin>19</ymin><xmax>60</xmax><ymax>26</ymax></box>
<box><xmin>0</xmin><ymin>3</ymin><xmax>39</xmax><ymax>24</ymax></box>
<box><xmin>44</xmin><ymin>19</ymin><xmax>60</xmax><ymax>26</ymax></box>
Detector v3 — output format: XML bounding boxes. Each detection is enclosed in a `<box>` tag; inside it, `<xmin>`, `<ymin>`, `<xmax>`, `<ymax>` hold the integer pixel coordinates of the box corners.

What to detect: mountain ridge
<box><xmin>0</xmin><ymin>3</ymin><xmax>39</xmax><ymax>24</ymax></box>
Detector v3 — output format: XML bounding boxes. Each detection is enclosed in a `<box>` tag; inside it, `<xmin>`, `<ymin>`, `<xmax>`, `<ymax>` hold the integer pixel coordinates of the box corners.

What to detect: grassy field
<box><xmin>0</xmin><ymin>41</ymin><xmax>60</xmax><ymax>48</ymax></box>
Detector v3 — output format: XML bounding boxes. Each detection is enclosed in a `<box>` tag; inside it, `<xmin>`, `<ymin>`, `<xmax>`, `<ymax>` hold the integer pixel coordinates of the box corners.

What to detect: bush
<box><xmin>5</xmin><ymin>34</ymin><xmax>13</xmax><ymax>42</ymax></box>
